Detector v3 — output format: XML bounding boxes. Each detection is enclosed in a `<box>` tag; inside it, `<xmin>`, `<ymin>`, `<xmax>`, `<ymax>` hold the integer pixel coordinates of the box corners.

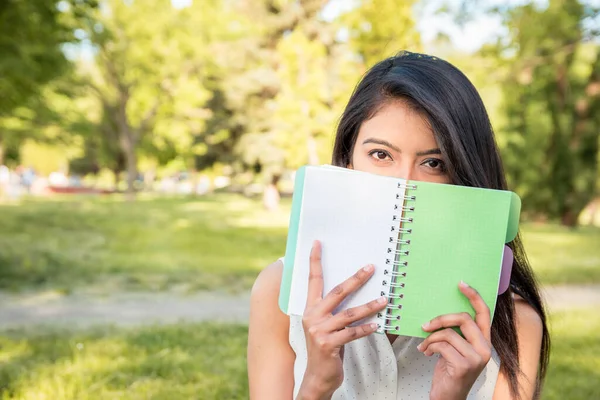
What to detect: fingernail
<box><xmin>421</xmin><ymin>321</ymin><xmax>431</xmax><ymax>330</ymax></box>
<box><xmin>377</xmin><ymin>296</ymin><xmax>387</xmax><ymax>304</ymax></box>
<box><xmin>459</xmin><ymin>280</ymin><xmax>469</xmax><ymax>288</ymax></box>
<box><xmin>417</xmin><ymin>343</ymin><xmax>423</xmax><ymax>351</ymax></box>
<box><xmin>363</xmin><ymin>264</ymin><xmax>374</xmax><ymax>272</ymax></box>
<box><xmin>370</xmin><ymin>323</ymin><xmax>379</xmax><ymax>330</ymax></box>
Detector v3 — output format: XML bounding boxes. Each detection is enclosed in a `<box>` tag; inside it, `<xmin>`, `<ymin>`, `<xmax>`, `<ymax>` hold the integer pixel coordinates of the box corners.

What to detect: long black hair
<box><xmin>332</xmin><ymin>51</ymin><xmax>550</xmax><ymax>398</ymax></box>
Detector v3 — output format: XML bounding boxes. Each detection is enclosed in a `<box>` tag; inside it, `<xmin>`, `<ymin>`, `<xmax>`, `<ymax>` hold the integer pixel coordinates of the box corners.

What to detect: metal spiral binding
<box><xmin>376</xmin><ymin>182</ymin><xmax>416</xmax><ymax>332</ymax></box>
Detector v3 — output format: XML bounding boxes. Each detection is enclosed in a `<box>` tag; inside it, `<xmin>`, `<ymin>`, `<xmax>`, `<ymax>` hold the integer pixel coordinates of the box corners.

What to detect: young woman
<box><xmin>248</xmin><ymin>51</ymin><xmax>550</xmax><ymax>400</ymax></box>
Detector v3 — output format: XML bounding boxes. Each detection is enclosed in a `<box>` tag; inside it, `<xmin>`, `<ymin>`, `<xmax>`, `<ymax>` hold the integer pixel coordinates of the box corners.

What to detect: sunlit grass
<box><xmin>0</xmin><ymin>323</ymin><xmax>248</xmax><ymax>399</ymax></box>
<box><xmin>0</xmin><ymin>194</ymin><xmax>598</xmax><ymax>293</ymax></box>
<box><xmin>0</xmin><ymin>194</ymin><xmax>288</xmax><ymax>293</ymax></box>
<box><xmin>543</xmin><ymin>309</ymin><xmax>600</xmax><ymax>399</ymax></box>
<box><xmin>0</xmin><ymin>309</ymin><xmax>597</xmax><ymax>399</ymax></box>
<box><xmin>521</xmin><ymin>223</ymin><xmax>600</xmax><ymax>284</ymax></box>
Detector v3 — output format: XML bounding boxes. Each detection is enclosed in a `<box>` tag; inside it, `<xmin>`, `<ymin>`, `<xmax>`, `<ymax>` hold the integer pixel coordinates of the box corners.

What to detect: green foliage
<box><xmin>0</xmin><ymin>0</ymin><xmax>597</xmax><ymax>224</ymax></box>
<box><xmin>214</xmin><ymin>0</ymin><xmax>421</xmax><ymax>177</ymax></box>
<box><xmin>198</xmin><ymin>1</ymin><xmax>356</xmax><ymax>177</ymax></box>
<box><xmin>66</xmin><ymin>0</ymin><xmax>233</xmax><ymax>193</ymax></box>
<box><xmin>0</xmin><ymin>323</ymin><xmax>249</xmax><ymax>399</ymax></box>
<box><xmin>0</xmin><ymin>0</ymin><xmax>97</xmax><ymax>163</ymax></box>
<box><xmin>491</xmin><ymin>0</ymin><xmax>600</xmax><ymax>225</ymax></box>
<box><xmin>343</xmin><ymin>0</ymin><xmax>421</xmax><ymax>67</ymax></box>
<box><xmin>0</xmin><ymin>0</ymin><xmax>69</xmax><ymax>116</ymax></box>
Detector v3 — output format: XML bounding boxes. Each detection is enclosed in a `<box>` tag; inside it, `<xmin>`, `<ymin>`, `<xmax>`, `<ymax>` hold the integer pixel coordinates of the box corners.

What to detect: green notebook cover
<box><xmin>279</xmin><ymin>166</ymin><xmax>306</xmax><ymax>314</ymax></box>
<box><xmin>385</xmin><ymin>181</ymin><xmax>520</xmax><ymax>337</ymax></box>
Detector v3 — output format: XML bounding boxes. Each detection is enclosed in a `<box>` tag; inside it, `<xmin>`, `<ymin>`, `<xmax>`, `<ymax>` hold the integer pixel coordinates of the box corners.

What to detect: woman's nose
<box><xmin>395</xmin><ymin>161</ymin><xmax>415</xmax><ymax>181</ymax></box>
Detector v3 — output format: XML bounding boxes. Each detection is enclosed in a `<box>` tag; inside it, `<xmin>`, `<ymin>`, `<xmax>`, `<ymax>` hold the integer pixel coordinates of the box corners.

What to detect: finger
<box><xmin>422</xmin><ymin>340</ymin><xmax>464</xmax><ymax>361</ymax></box>
<box><xmin>421</xmin><ymin>312</ymin><xmax>489</xmax><ymax>356</ymax></box>
<box><xmin>322</xmin><ymin>296</ymin><xmax>388</xmax><ymax>331</ymax></box>
<box><xmin>329</xmin><ymin>322</ymin><xmax>379</xmax><ymax>346</ymax></box>
<box><xmin>417</xmin><ymin>328</ymin><xmax>480</xmax><ymax>361</ymax></box>
<box><xmin>422</xmin><ymin>312</ymin><xmax>474</xmax><ymax>333</ymax></box>
<box><xmin>306</xmin><ymin>240</ymin><xmax>324</xmax><ymax>308</ymax></box>
<box><xmin>318</xmin><ymin>264</ymin><xmax>375</xmax><ymax>313</ymax></box>
<box><xmin>459</xmin><ymin>281</ymin><xmax>491</xmax><ymax>341</ymax></box>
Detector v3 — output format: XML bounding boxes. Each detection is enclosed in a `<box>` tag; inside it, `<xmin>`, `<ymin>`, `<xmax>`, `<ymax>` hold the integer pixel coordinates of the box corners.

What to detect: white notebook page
<box><xmin>287</xmin><ymin>166</ymin><xmax>404</xmax><ymax>328</ymax></box>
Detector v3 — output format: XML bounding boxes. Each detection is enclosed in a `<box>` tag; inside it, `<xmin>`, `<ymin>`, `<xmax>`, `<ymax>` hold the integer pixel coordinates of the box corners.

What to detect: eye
<box><xmin>368</xmin><ymin>149</ymin><xmax>392</xmax><ymax>162</ymax></box>
<box><xmin>422</xmin><ymin>158</ymin><xmax>446</xmax><ymax>171</ymax></box>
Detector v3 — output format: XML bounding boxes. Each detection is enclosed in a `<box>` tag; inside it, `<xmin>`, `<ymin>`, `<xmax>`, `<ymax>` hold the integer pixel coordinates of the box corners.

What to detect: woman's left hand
<box><xmin>417</xmin><ymin>281</ymin><xmax>493</xmax><ymax>400</ymax></box>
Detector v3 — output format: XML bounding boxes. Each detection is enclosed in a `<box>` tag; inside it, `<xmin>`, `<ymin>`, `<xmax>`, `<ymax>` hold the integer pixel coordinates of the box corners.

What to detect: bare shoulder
<box><xmin>495</xmin><ymin>293</ymin><xmax>545</xmax><ymax>399</ymax></box>
<box><xmin>251</xmin><ymin>258</ymin><xmax>284</xmax><ymax>301</ymax></box>
<box><xmin>248</xmin><ymin>259</ymin><xmax>295</xmax><ymax>398</ymax></box>
<box><xmin>250</xmin><ymin>259</ymin><xmax>289</xmax><ymax>329</ymax></box>
<box><xmin>513</xmin><ymin>294</ymin><xmax>543</xmax><ymax>336</ymax></box>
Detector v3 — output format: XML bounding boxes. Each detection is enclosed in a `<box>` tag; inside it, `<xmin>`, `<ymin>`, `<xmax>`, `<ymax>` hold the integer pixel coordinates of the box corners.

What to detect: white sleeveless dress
<box><xmin>282</xmin><ymin>259</ymin><xmax>501</xmax><ymax>399</ymax></box>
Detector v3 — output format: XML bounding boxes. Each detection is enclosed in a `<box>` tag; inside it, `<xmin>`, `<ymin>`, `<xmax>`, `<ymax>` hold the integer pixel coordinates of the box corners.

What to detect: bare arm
<box><xmin>248</xmin><ymin>260</ymin><xmax>295</xmax><ymax>399</ymax></box>
<box><xmin>492</xmin><ymin>296</ymin><xmax>544</xmax><ymax>399</ymax></box>
<box><xmin>248</xmin><ymin>242</ymin><xmax>387</xmax><ymax>400</ymax></box>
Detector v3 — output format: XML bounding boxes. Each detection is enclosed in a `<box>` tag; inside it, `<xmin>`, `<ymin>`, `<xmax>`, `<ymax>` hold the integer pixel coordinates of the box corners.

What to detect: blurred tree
<box><xmin>490</xmin><ymin>0</ymin><xmax>600</xmax><ymax>225</ymax></box>
<box><xmin>75</xmin><ymin>0</ymin><xmax>215</xmax><ymax>198</ymax></box>
<box><xmin>68</xmin><ymin>99</ymin><xmax>125</xmax><ymax>188</ymax></box>
<box><xmin>0</xmin><ymin>73</ymin><xmax>97</xmax><ymax>169</ymax></box>
<box><xmin>196</xmin><ymin>0</ymin><xmax>345</xmax><ymax>193</ymax></box>
<box><xmin>0</xmin><ymin>0</ymin><xmax>96</xmax><ymax>164</ymax></box>
<box><xmin>160</xmin><ymin>0</ymin><xmax>244</xmax><ymax>181</ymax></box>
<box><xmin>198</xmin><ymin>0</ymin><xmax>420</xmax><ymax>200</ymax></box>
<box><xmin>234</xmin><ymin>0</ymin><xmax>356</xmax><ymax>174</ymax></box>
<box><xmin>198</xmin><ymin>0</ymin><xmax>330</xmax><ymax>179</ymax></box>
<box><xmin>343</xmin><ymin>0</ymin><xmax>421</xmax><ymax>67</ymax></box>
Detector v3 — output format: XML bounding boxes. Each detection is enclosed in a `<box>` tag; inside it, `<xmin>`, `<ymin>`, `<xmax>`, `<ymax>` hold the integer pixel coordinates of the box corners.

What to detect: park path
<box><xmin>0</xmin><ymin>285</ymin><xmax>599</xmax><ymax>330</ymax></box>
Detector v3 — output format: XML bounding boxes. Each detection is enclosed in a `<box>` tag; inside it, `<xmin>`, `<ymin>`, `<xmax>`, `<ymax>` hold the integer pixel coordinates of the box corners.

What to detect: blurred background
<box><xmin>0</xmin><ymin>0</ymin><xmax>598</xmax><ymax>399</ymax></box>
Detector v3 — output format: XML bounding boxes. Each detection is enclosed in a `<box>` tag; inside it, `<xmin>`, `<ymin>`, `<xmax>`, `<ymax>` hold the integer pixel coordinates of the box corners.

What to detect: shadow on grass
<box><xmin>0</xmin><ymin>323</ymin><xmax>249</xmax><ymax>400</ymax></box>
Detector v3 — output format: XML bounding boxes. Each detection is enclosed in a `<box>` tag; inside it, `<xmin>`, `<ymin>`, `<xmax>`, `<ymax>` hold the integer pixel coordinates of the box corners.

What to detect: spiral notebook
<box><xmin>279</xmin><ymin>165</ymin><xmax>521</xmax><ymax>338</ymax></box>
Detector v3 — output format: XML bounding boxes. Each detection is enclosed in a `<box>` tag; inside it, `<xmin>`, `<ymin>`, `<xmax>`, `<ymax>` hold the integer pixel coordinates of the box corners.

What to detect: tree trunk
<box><xmin>144</xmin><ymin>168</ymin><xmax>156</xmax><ymax>191</ymax></box>
<box><xmin>560</xmin><ymin>208</ymin><xmax>578</xmax><ymax>227</ymax></box>
<box><xmin>112</xmin><ymin>169</ymin><xmax>120</xmax><ymax>191</ymax></box>
<box><xmin>117</xmin><ymin>113</ymin><xmax>138</xmax><ymax>200</ymax></box>
<box><xmin>263</xmin><ymin>174</ymin><xmax>281</xmax><ymax>211</ymax></box>
<box><xmin>115</xmin><ymin>87</ymin><xmax>139</xmax><ymax>201</ymax></box>
<box><xmin>120</xmin><ymin>131</ymin><xmax>138</xmax><ymax>201</ymax></box>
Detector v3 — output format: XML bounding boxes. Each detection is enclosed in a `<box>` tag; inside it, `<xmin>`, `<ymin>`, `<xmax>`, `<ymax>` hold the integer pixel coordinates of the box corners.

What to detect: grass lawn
<box><xmin>0</xmin><ymin>323</ymin><xmax>249</xmax><ymax>399</ymax></box>
<box><xmin>543</xmin><ymin>308</ymin><xmax>600</xmax><ymax>399</ymax></box>
<box><xmin>0</xmin><ymin>309</ymin><xmax>597</xmax><ymax>399</ymax></box>
<box><xmin>0</xmin><ymin>193</ymin><xmax>598</xmax><ymax>293</ymax></box>
<box><xmin>0</xmin><ymin>194</ymin><xmax>289</xmax><ymax>293</ymax></box>
<box><xmin>520</xmin><ymin>223</ymin><xmax>600</xmax><ymax>285</ymax></box>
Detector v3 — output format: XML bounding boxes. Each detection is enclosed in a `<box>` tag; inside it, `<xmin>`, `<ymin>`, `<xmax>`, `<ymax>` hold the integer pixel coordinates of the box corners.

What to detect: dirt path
<box><xmin>0</xmin><ymin>291</ymin><xmax>251</xmax><ymax>330</ymax></box>
<box><xmin>0</xmin><ymin>285</ymin><xmax>598</xmax><ymax>331</ymax></box>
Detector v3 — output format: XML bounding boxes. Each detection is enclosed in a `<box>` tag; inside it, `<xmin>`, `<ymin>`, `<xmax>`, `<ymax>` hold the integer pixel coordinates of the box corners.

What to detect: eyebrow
<box><xmin>416</xmin><ymin>148</ymin><xmax>442</xmax><ymax>156</ymax></box>
<box><xmin>362</xmin><ymin>138</ymin><xmax>401</xmax><ymax>152</ymax></box>
<box><xmin>362</xmin><ymin>138</ymin><xmax>441</xmax><ymax>156</ymax></box>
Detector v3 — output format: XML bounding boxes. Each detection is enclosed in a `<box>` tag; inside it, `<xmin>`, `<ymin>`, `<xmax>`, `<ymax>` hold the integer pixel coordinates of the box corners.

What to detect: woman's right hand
<box><xmin>298</xmin><ymin>240</ymin><xmax>388</xmax><ymax>400</ymax></box>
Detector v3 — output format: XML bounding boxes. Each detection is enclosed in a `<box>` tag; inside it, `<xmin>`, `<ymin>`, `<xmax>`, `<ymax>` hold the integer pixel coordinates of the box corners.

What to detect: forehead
<box><xmin>357</xmin><ymin>101</ymin><xmax>435</xmax><ymax>144</ymax></box>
